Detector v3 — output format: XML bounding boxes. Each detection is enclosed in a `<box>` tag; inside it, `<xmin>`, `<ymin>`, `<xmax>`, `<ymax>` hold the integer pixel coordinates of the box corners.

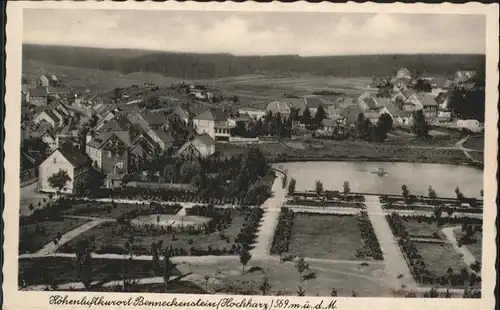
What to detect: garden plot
<box><xmin>58</xmin><ymin>208</ymin><xmax>262</xmax><ymax>256</ymax></box>
<box><xmin>287</xmin><ymin>213</ymin><xmax>364</xmax><ymax>260</ymax></box>
<box><xmin>19</xmin><ymin>217</ymin><xmax>90</xmax><ymax>254</ymax></box>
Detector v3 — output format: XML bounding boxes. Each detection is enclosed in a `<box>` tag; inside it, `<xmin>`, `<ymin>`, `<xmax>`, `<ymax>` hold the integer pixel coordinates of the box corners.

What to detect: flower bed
<box><xmin>356</xmin><ymin>211</ymin><xmax>383</xmax><ymax>260</ymax></box>
<box><xmin>270</xmin><ymin>208</ymin><xmax>295</xmax><ymax>255</ymax></box>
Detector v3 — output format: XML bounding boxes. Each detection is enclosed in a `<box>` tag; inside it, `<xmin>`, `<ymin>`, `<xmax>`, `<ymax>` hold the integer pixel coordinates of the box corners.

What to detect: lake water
<box><xmin>276</xmin><ymin>161</ymin><xmax>483</xmax><ymax>198</ymax></box>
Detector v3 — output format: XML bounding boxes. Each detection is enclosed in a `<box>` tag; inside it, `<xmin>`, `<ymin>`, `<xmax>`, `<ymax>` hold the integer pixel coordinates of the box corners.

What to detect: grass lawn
<box><xmin>288</xmin><ymin>214</ymin><xmax>364</xmax><ymax>260</ymax></box>
<box><xmin>58</xmin><ymin>212</ymin><xmax>247</xmax><ymax>255</ymax></box>
<box><xmin>454</xmin><ymin>228</ymin><xmax>483</xmax><ymax>263</ymax></box>
<box><xmin>414</xmin><ymin>242</ymin><xmax>468</xmax><ymax>277</ymax></box>
<box><xmin>18</xmin><ymin>257</ymin><xmax>176</xmax><ymax>287</ymax></box>
<box><xmin>88</xmin><ymin>281</ymin><xmax>207</xmax><ymax>293</ymax></box>
<box><xmin>463</xmin><ymin>135</ymin><xmax>484</xmax><ymax>151</ymax></box>
<box><xmin>19</xmin><ymin>217</ymin><xmax>90</xmax><ymax>254</ymax></box>
<box><xmin>61</xmin><ymin>203</ymin><xmax>180</xmax><ymax>220</ymax></box>
<box><xmin>401</xmin><ymin>218</ymin><xmax>450</xmax><ymax>238</ymax></box>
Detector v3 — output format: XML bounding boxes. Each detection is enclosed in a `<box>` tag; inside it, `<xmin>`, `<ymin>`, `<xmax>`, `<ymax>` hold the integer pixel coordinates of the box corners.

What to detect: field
<box><xmin>19</xmin><ymin>217</ymin><xmax>89</xmax><ymax>254</ymax></box>
<box><xmin>58</xmin><ymin>211</ymin><xmax>247</xmax><ymax>255</ymax></box>
<box><xmin>402</xmin><ymin>218</ymin><xmax>451</xmax><ymax>238</ymax></box>
<box><xmin>414</xmin><ymin>242</ymin><xmax>469</xmax><ymax>278</ymax></box>
<box><xmin>288</xmin><ymin>213</ymin><xmax>364</xmax><ymax>260</ymax></box>
<box><xmin>19</xmin><ymin>257</ymin><xmax>178</xmax><ymax>288</ymax></box>
<box><xmin>463</xmin><ymin>135</ymin><xmax>485</xmax><ymax>151</ymax></box>
<box><xmin>454</xmin><ymin>228</ymin><xmax>483</xmax><ymax>262</ymax></box>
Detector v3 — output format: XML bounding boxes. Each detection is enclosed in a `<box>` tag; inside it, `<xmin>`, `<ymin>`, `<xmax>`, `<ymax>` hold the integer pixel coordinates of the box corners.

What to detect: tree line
<box><xmin>23</xmin><ymin>44</ymin><xmax>485</xmax><ymax>79</ymax></box>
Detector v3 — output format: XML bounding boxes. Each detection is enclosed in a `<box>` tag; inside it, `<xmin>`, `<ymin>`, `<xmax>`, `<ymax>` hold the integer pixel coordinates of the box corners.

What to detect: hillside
<box><xmin>22</xmin><ymin>44</ymin><xmax>485</xmax><ymax>79</ymax></box>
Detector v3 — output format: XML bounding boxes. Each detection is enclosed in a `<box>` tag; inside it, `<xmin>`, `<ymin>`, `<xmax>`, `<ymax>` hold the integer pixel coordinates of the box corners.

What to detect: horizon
<box><xmin>23</xmin><ymin>43</ymin><xmax>486</xmax><ymax>58</ymax></box>
<box><xmin>23</xmin><ymin>10</ymin><xmax>486</xmax><ymax>56</ymax></box>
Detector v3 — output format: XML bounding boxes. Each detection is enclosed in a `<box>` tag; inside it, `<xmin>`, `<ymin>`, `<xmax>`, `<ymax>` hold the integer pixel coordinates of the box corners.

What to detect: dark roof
<box><xmin>30</xmin><ymin>88</ymin><xmax>48</xmax><ymax>97</ymax></box>
<box><xmin>195</xmin><ymin>109</ymin><xmax>229</xmax><ymax>121</ymax></box>
<box><xmin>174</xmin><ymin>105</ymin><xmax>191</xmax><ymax>119</ymax></box>
<box><xmin>151</xmin><ymin>130</ymin><xmax>174</xmax><ymax>144</ymax></box>
<box><xmin>304</xmin><ymin>96</ymin><xmax>326</xmax><ymax>109</ymax></box>
<box><xmin>340</xmin><ymin>105</ymin><xmax>363</xmax><ymax>124</ymax></box>
<box><xmin>43</xmin><ymin>110</ymin><xmax>60</xmax><ymax>123</ymax></box>
<box><xmin>87</xmin><ymin>132</ymin><xmax>131</xmax><ymax>149</ymax></box>
<box><xmin>382</xmin><ymin>103</ymin><xmax>410</xmax><ymax>118</ymax></box>
<box><xmin>362</xmin><ymin>97</ymin><xmax>378</xmax><ymax>110</ymax></box>
<box><xmin>98</xmin><ymin>116</ymin><xmax>133</xmax><ymax>133</ymax></box>
<box><xmin>415</xmin><ymin>93</ymin><xmax>438</xmax><ymax>107</ymax></box>
<box><xmin>140</xmin><ymin>112</ymin><xmax>167</xmax><ymax>126</ymax></box>
<box><xmin>434</xmin><ymin>92</ymin><xmax>449</xmax><ymax>105</ymax></box>
<box><xmin>195</xmin><ymin>133</ymin><xmax>215</xmax><ymax>146</ymax></box>
<box><xmin>58</xmin><ymin>143</ymin><xmax>91</xmax><ymax>168</ymax></box>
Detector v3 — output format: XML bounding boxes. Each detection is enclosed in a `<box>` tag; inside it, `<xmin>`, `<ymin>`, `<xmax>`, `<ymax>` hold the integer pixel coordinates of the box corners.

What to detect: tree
<box><xmin>106</xmin><ymin>136</ymin><xmax>128</xmax><ymax>174</ymax></box>
<box><xmin>401</xmin><ymin>184</ymin><xmax>410</xmax><ymax>203</ymax></box>
<box><xmin>412</xmin><ymin>110</ymin><xmax>429</xmax><ymax>137</ymax></box>
<box><xmin>239</xmin><ymin>248</ymin><xmax>252</xmax><ymax>274</ymax></box>
<box><xmin>162</xmin><ymin>164</ymin><xmax>176</xmax><ymax>183</ymax></box>
<box><xmin>356</xmin><ymin>113</ymin><xmax>366</xmax><ymax>138</ymax></box>
<box><xmin>428</xmin><ymin>186</ymin><xmax>437</xmax><ymax>204</ymax></box>
<box><xmin>259</xmin><ymin>276</ymin><xmax>272</xmax><ymax>296</ymax></box>
<box><xmin>314</xmin><ymin>105</ymin><xmax>327</xmax><ymax>130</ymax></box>
<box><xmin>372</xmin><ymin>113</ymin><xmax>393</xmax><ymax>142</ymax></box>
<box><xmin>163</xmin><ymin>250</ymin><xmax>177</xmax><ymax>289</ymax></box>
<box><xmin>315</xmin><ymin>180</ymin><xmax>323</xmax><ymax>198</ymax></box>
<box><xmin>294</xmin><ymin>257</ymin><xmax>309</xmax><ymax>283</ymax></box>
<box><xmin>455</xmin><ymin>186</ymin><xmax>465</xmax><ymax>202</ymax></box>
<box><xmin>414</xmin><ymin>79</ymin><xmax>432</xmax><ymax>93</ymax></box>
<box><xmin>343</xmin><ymin>181</ymin><xmax>350</xmax><ymax>201</ymax></box>
<box><xmin>48</xmin><ymin>169</ymin><xmax>71</xmax><ymax>196</ymax></box>
<box><xmin>288</xmin><ymin>178</ymin><xmax>297</xmax><ymax>196</ymax></box>
<box><xmin>331</xmin><ymin>288</ymin><xmax>338</xmax><ymax>297</ymax></box>
<box><xmin>377</xmin><ymin>82</ymin><xmax>394</xmax><ymax>98</ymax></box>
<box><xmin>74</xmin><ymin>168</ymin><xmax>104</xmax><ymax>197</ymax></box>
<box><xmin>301</xmin><ymin>107</ymin><xmax>312</xmax><ymax>130</ymax></box>
<box><xmin>151</xmin><ymin>242</ymin><xmax>160</xmax><ymax>275</ymax></box>
<box><xmin>75</xmin><ymin>240</ymin><xmax>93</xmax><ymax>290</ymax></box>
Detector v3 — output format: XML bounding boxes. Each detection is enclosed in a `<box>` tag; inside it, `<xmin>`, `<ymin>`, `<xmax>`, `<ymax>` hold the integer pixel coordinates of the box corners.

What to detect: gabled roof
<box><xmin>434</xmin><ymin>92</ymin><xmax>449</xmax><ymax>105</ymax></box>
<box><xmin>374</xmin><ymin>97</ymin><xmax>391</xmax><ymax>107</ymax></box>
<box><xmin>231</xmin><ymin>112</ymin><xmax>255</xmax><ymax>122</ymax></box>
<box><xmin>194</xmin><ymin>133</ymin><xmax>216</xmax><ymax>146</ymax></box>
<box><xmin>397</xmin><ymin>68</ymin><xmax>412</xmax><ymax>76</ymax></box>
<box><xmin>98</xmin><ymin>116</ymin><xmax>133</xmax><ymax>133</ymax></box>
<box><xmin>195</xmin><ymin>109</ymin><xmax>229</xmax><ymax>121</ymax></box>
<box><xmin>395</xmin><ymin>77</ymin><xmax>412</xmax><ymax>85</ymax></box>
<box><xmin>382</xmin><ymin>103</ymin><xmax>408</xmax><ymax>118</ymax></box>
<box><xmin>415</xmin><ymin>93</ymin><xmax>438</xmax><ymax>107</ymax></box>
<box><xmin>362</xmin><ymin>97</ymin><xmax>378</xmax><ymax>110</ymax></box>
<box><xmin>174</xmin><ymin>105</ymin><xmax>191</xmax><ymax>120</ymax></box>
<box><xmin>363</xmin><ymin>111</ymin><xmax>381</xmax><ymax>119</ymax></box>
<box><xmin>30</xmin><ymin>87</ymin><xmax>48</xmax><ymax>97</ymax></box>
<box><xmin>340</xmin><ymin>105</ymin><xmax>363</xmax><ymax>124</ymax></box>
<box><xmin>39</xmin><ymin>110</ymin><xmax>60</xmax><ymax>124</ymax></box>
<box><xmin>304</xmin><ymin>96</ymin><xmax>326</xmax><ymax>109</ymax></box>
<box><xmin>288</xmin><ymin>98</ymin><xmax>307</xmax><ymax>112</ymax></box>
<box><xmin>149</xmin><ymin>129</ymin><xmax>174</xmax><ymax>144</ymax></box>
<box><xmin>57</xmin><ymin>143</ymin><xmax>91</xmax><ymax>168</ymax></box>
<box><xmin>140</xmin><ymin>112</ymin><xmax>167</xmax><ymax>126</ymax></box>
<box><xmin>87</xmin><ymin>131</ymin><xmax>130</xmax><ymax>149</ymax></box>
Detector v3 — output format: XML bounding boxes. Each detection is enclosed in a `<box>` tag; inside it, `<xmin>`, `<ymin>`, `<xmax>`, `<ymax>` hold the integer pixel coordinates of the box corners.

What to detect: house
<box><xmin>176</xmin><ymin>133</ymin><xmax>216</xmax><ymax>159</ymax></box>
<box><xmin>430</xmin><ymin>77</ymin><xmax>451</xmax><ymax>97</ymax></box>
<box><xmin>33</xmin><ymin>110</ymin><xmax>61</xmax><ymax>128</ymax></box>
<box><xmin>266</xmin><ymin>100</ymin><xmax>292</xmax><ymax>118</ymax></box>
<box><xmin>40</xmin><ymin>132</ymin><xmax>57</xmax><ymax>151</ymax></box>
<box><xmin>367</xmin><ymin>77</ymin><xmax>388</xmax><ymax>89</ymax></box>
<box><xmin>357</xmin><ymin>93</ymin><xmax>385</xmax><ymax>112</ymax></box>
<box><xmin>412</xmin><ymin>93</ymin><xmax>439</xmax><ymax>119</ymax></box>
<box><xmin>38</xmin><ymin>143</ymin><xmax>91</xmax><ymax>194</ymax></box>
<box><xmin>29</xmin><ymin>88</ymin><xmax>49</xmax><ymax>106</ymax></box>
<box><xmin>378</xmin><ymin>103</ymin><xmax>413</xmax><ymax>125</ymax></box>
<box><xmin>193</xmin><ymin>108</ymin><xmax>235</xmax><ymax>141</ymax></box>
<box><xmin>363</xmin><ymin>112</ymin><xmax>381</xmax><ymax>124</ymax></box>
<box><xmin>396</xmin><ymin>68</ymin><xmax>412</xmax><ymax>79</ymax></box>
<box><xmin>238</xmin><ymin>107</ymin><xmax>267</xmax><ymax>121</ymax></box>
<box><xmin>146</xmin><ymin>129</ymin><xmax>174</xmax><ymax>152</ymax></box>
<box><xmin>128</xmin><ymin>111</ymin><xmax>168</xmax><ymax>132</ymax></box>
<box><xmin>85</xmin><ymin>132</ymin><xmax>129</xmax><ymax>175</ymax></box>
<box><xmin>173</xmin><ymin>105</ymin><xmax>191</xmax><ymax>124</ymax></box>
<box><xmin>321</xmin><ymin>116</ymin><xmax>346</xmax><ymax>132</ymax></box>
<box><xmin>39</xmin><ymin>75</ymin><xmax>50</xmax><ymax>88</ymax></box>
<box><xmin>340</xmin><ymin>105</ymin><xmax>363</xmax><ymax>127</ymax></box>
<box><xmin>393</xmin><ymin>77</ymin><xmax>413</xmax><ymax>92</ymax></box>
<box><xmin>435</xmin><ymin>93</ymin><xmax>450</xmax><ymax>111</ymax></box>
<box><xmin>455</xmin><ymin>70</ymin><xmax>477</xmax><ymax>83</ymax></box>
<box><xmin>129</xmin><ymin>133</ymin><xmax>157</xmax><ymax>164</ymax></box>
<box><xmin>303</xmin><ymin>96</ymin><xmax>327</xmax><ymax>117</ymax></box>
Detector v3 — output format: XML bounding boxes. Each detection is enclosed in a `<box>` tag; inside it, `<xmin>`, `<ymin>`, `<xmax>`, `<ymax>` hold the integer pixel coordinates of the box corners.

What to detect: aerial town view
<box><xmin>18</xmin><ymin>9</ymin><xmax>486</xmax><ymax>298</ymax></box>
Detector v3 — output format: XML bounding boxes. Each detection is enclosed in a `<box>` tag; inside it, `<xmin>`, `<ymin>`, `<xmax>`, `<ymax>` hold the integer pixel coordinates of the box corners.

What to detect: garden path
<box><xmin>35</xmin><ymin>218</ymin><xmax>115</xmax><ymax>255</ymax></box>
<box><xmin>251</xmin><ymin>176</ymin><xmax>286</xmax><ymax>258</ymax></box>
<box><xmin>364</xmin><ymin>195</ymin><xmax>417</xmax><ymax>290</ymax></box>
<box><xmin>441</xmin><ymin>226</ymin><xmax>478</xmax><ymax>267</ymax></box>
<box><xmin>288</xmin><ymin>205</ymin><xmax>360</xmax><ymax>215</ymax></box>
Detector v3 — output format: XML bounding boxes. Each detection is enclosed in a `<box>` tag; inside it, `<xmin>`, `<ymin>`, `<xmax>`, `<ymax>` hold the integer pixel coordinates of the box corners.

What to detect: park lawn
<box><xmin>463</xmin><ymin>135</ymin><xmax>484</xmax><ymax>151</ymax></box>
<box><xmin>401</xmin><ymin>218</ymin><xmax>450</xmax><ymax>238</ymax></box>
<box><xmin>288</xmin><ymin>214</ymin><xmax>364</xmax><ymax>260</ymax></box>
<box><xmin>62</xmin><ymin>203</ymin><xmax>181</xmax><ymax>220</ymax></box>
<box><xmin>454</xmin><ymin>228</ymin><xmax>483</xmax><ymax>263</ymax></box>
<box><xmin>58</xmin><ymin>212</ymin><xmax>247</xmax><ymax>255</ymax></box>
<box><xmin>19</xmin><ymin>217</ymin><xmax>90</xmax><ymax>254</ymax></box>
<box><xmin>88</xmin><ymin>281</ymin><xmax>207</xmax><ymax>293</ymax></box>
<box><xmin>179</xmin><ymin>256</ymin><xmax>391</xmax><ymax>297</ymax></box>
<box><xmin>414</xmin><ymin>242</ymin><xmax>468</xmax><ymax>278</ymax></box>
<box><xmin>18</xmin><ymin>257</ymin><xmax>175</xmax><ymax>287</ymax></box>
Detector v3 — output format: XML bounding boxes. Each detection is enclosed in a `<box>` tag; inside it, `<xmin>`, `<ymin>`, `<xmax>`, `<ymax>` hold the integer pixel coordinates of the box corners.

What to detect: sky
<box><xmin>23</xmin><ymin>9</ymin><xmax>486</xmax><ymax>56</ymax></box>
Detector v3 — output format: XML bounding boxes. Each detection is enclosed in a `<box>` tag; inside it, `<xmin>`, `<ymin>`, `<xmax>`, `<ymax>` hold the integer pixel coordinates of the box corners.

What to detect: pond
<box><xmin>277</xmin><ymin>161</ymin><xmax>483</xmax><ymax>198</ymax></box>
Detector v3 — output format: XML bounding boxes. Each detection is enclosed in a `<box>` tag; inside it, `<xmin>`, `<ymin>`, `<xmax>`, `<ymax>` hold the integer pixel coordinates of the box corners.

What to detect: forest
<box><xmin>23</xmin><ymin>44</ymin><xmax>485</xmax><ymax>79</ymax></box>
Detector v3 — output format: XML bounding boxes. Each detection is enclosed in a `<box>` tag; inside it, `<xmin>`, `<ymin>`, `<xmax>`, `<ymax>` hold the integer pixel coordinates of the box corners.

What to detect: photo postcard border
<box><xmin>3</xmin><ymin>1</ymin><xmax>498</xmax><ymax>310</ymax></box>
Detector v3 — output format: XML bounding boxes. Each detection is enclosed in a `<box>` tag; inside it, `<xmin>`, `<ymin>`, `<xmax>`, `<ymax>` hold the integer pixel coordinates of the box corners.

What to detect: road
<box><xmin>364</xmin><ymin>195</ymin><xmax>417</xmax><ymax>290</ymax></box>
<box><xmin>251</xmin><ymin>176</ymin><xmax>286</xmax><ymax>258</ymax></box>
<box><xmin>441</xmin><ymin>226</ymin><xmax>478</xmax><ymax>268</ymax></box>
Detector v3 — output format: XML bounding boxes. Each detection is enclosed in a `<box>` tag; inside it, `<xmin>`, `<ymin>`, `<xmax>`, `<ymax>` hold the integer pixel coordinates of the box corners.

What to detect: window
<box><xmin>53</xmin><ymin>157</ymin><xmax>57</xmax><ymax>163</ymax></box>
<box><xmin>108</xmin><ymin>151</ymin><xmax>112</xmax><ymax>158</ymax></box>
<box><xmin>116</xmin><ymin>161</ymin><xmax>123</xmax><ymax>169</ymax></box>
